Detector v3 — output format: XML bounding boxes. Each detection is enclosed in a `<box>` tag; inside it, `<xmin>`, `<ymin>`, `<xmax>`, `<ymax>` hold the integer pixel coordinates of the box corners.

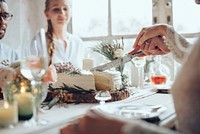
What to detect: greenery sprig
<box><xmin>91</xmin><ymin>39</ymin><xmax>124</xmax><ymax>61</ymax></box>
<box><xmin>43</xmin><ymin>83</ymin><xmax>96</xmax><ymax>109</ymax></box>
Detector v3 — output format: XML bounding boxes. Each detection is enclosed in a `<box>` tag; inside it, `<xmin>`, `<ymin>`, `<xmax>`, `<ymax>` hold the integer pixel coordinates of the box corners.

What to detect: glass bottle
<box><xmin>148</xmin><ymin>56</ymin><xmax>170</xmax><ymax>85</ymax></box>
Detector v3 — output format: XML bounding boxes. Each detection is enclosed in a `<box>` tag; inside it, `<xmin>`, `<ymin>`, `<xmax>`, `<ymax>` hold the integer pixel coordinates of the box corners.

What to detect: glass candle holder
<box><xmin>14</xmin><ymin>84</ymin><xmax>34</xmax><ymax>121</ymax></box>
<box><xmin>0</xmin><ymin>101</ymin><xmax>18</xmax><ymax>128</ymax></box>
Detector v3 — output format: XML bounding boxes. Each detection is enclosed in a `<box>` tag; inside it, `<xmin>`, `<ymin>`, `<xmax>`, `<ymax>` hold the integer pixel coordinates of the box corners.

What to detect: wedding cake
<box><xmin>46</xmin><ymin>63</ymin><xmax>130</xmax><ymax>103</ymax></box>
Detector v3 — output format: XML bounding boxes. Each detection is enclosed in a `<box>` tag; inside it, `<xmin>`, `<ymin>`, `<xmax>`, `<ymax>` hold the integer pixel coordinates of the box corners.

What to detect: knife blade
<box><xmin>90</xmin><ymin>51</ymin><xmax>142</xmax><ymax>71</ymax></box>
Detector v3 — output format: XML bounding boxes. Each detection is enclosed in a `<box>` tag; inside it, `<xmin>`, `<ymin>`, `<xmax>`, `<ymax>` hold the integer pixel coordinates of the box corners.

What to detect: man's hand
<box><xmin>129</xmin><ymin>24</ymin><xmax>171</xmax><ymax>56</ymax></box>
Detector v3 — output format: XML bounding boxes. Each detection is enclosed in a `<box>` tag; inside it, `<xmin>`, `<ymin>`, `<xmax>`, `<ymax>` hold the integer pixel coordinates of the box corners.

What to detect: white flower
<box><xmin>114</xmin><ymin>49</ymin><xmax>124</xmax><ymax>58</ymax></box>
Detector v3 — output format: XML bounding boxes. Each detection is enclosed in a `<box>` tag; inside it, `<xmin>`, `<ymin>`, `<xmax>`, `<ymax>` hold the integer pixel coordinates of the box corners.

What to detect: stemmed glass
<box><xmin>132</xmin><ymin>57</ymin><xmax>146</xmax><ymax>89</ymax></box>
<box><xmin>95</xmin><ymin>90</ymin><xmax>111</xmax><ymax>105</ymax></box>
<box><xmin>20</xmin><ymin>29</ymin><xmax>48</xmax><ymax>126</ymax></box>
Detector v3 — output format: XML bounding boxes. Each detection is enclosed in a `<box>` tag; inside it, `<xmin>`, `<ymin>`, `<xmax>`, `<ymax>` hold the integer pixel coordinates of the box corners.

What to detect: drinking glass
<box><xmin>132</xmin><ymin>57</ymin><xmax>146</xmax><ymax>89</ymax></box>
<box><xmin>20</xmin><ymin>29</ymin><xmax>48</xmax><ymax>126</ymax></box>
<box><xmin>95</xmin><ymin>90</ymin><xmax>111</xmax><ymax>105</ymax></box>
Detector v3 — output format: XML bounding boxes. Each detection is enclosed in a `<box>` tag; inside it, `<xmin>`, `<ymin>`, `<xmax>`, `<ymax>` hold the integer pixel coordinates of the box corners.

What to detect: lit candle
<box><xmin>83</xmin><ymin>58</ymin><xmax>94</xmax><ymax>70</ymax></box>
<box><xmin>0</xmin><ymin>101</ymin><xmax>18</xmax><ymax>127</ymax></box>
<box><xmin>14</xmin><ymin>86</ymin><xmax>34</xmax><ymax>120</ymax></box>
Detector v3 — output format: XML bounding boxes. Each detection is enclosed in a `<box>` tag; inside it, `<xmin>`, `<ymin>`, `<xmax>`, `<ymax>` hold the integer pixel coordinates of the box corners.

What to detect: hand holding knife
<box><xmin>90</xmin><ymin>51</ymin><xmax>143</xmax><ymax>71</ymax></box>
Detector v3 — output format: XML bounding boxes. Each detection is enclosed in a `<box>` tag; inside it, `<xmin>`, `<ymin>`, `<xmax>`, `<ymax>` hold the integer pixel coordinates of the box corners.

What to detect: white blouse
<box><xmin>52</xmin><ymin>33</ymin><xmax>84</xmax><ymax>69</ymax></box>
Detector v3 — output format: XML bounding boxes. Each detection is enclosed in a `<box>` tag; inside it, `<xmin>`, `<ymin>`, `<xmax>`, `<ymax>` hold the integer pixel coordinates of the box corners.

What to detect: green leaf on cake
<box><xmin>48</xmin><ymin>83</ymin><xmax>95</xmax><ymax>94</ymax></box>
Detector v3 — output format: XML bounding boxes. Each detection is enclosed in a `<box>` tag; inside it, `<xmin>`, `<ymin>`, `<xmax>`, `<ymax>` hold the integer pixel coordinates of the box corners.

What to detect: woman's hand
<box><xmin>9</xmin><ymin>61</ymin><xmax>20</xmax><ymax>75</ymax></box>
<box><xmin>60</xmin><ymin>110</ymin><xmax>126</xmax><ymax>134</ymax></box>
<box><xmin>43</xmin><ymin>64</ymin><xmax>57</xmax><ymax>83</ymax></box>
<box><xmin>129</xmin><ymin>24</ymin><xmax>171</xmax><ymax>56</ymax></box>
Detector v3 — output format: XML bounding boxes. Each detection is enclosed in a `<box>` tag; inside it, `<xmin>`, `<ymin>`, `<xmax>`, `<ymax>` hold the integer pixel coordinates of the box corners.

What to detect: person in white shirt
<box><xmin>0</xmin><ymin>0</ymin><xmax>58</xmax><ymax>90</ymax></box>
<box><xmin>44</xmin><ymin>0</ymin><xmax>84</xmax><ymax>68</ymax></box>
<box><xmin>60</xmin><ymin>0</ymin><xmax>200</xmax><ymax>134</ymax></box>
<box><xmin>0</xmin><ymin>0</ymin><xmax>18</xmax><ymax>67</ymax></box>
<box><xmin>0</xmin><ymin>0</ymin><xmax>18</xmax><ymax>88</ymax></box>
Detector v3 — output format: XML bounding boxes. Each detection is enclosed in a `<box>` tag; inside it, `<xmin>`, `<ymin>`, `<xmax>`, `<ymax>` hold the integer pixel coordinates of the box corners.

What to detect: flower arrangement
<box><xmin>91</xmin><ymin>38</ymin><xmax>128</xmax><ymax>87</ymax></box>
<box><xmin>91</xmin><ymin>39</ymin><xmax>124</xmax><ymax>61</ymax></box>
<box><xmin>54</xmin><ymin>62</ymin><xmax>81</xmax><ymax>75</ymax></box>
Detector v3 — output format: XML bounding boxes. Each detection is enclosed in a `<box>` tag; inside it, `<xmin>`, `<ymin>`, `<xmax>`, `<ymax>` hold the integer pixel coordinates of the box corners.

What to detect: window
<box><xmin>173</xmin><ymin>0</ymin><xmax>200</xmax><ymax>44</ymax></box>
<box><xmin>72</xmin><ymin>0</ymin><xmax>152</xmax><ymax>38</ymax></box>
<box><xmin>111</xmin><ymin>0</ymin><xmax>152</xmax><ymax>35</ymax></box>
<box><xmin>72</xmin><ymin>0</ymin><xmax>108</xmax><ymax>37</ymax></box>
<box><xmin>72</xmin><ymin>0</ymin><xmax>152</xmax><ymax>58</ymax></box>
<box><xmin>173</xmin><ymin>0</ymin><xmax>200</xmax><ymax>34</ymax></box>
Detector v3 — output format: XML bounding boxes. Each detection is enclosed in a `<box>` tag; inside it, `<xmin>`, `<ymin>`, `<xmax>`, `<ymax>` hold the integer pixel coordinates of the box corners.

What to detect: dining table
<box><xmin>0</xmin><ymin>86</ymin><xmax>176</xmax><ymax>134</ymax></box>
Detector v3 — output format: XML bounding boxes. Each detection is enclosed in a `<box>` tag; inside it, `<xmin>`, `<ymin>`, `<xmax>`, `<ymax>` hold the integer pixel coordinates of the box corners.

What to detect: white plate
<box><xmin>93</xmin><ymin>104</ymin><xmax>167</xmax><ymax>119</ymax></box>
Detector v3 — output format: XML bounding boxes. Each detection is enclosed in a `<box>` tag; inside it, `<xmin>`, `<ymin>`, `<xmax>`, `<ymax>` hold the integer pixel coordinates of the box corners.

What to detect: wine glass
<box><xmin>20</xmin><ymin>29</ymin><xmax>48</xmax><ymax>126</ymax></box>
<box><xmin>95</xmin><ymin>90</ymin><xmax>111</xmax><ymax>105</ymax></box>
<box><xmin>132</xmin><ymin>57</ymin><xmax>146</xmax><ymax>89</ymax></box>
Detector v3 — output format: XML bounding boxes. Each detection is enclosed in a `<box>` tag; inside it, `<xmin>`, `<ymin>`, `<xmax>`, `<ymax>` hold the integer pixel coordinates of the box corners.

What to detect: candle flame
<box><xmin>4</xmin><ymin>101</ymin><xmax>9</xmax><ymax>109</ymax></box>
<box><xmin>21</xmin><ymin>86</ymin><xmax>25</xmax><ymax>93</ymax></box>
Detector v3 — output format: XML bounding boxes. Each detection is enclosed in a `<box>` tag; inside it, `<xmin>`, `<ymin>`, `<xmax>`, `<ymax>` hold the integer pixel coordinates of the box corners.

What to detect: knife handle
<box><xmin>130</xmin><ymin>51</ymin><xmax>143</xmax><ymax>58</ymax></box>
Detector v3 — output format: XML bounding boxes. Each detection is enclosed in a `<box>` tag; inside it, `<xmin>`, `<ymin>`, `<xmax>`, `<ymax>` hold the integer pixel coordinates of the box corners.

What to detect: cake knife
<box><xmin>90</xmin><ymin>51</ymin><xmax>142</xmax><ymax>71</ymax></box>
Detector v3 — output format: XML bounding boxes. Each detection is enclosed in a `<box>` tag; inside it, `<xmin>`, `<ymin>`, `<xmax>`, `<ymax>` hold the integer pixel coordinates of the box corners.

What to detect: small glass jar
<box><xmin>0</xmin><ymin>100</ymin><xmax>18</xmax><ymax>128</ymax></box>
<box><xmin>14</xmin><ymin>82</ymin><xmax>34</xmax><ymax>121</ymax></box>
<box><xmin>148</xmin><ymin>56</ymin><xmax>170</xmax><ymax>85</ymax></box>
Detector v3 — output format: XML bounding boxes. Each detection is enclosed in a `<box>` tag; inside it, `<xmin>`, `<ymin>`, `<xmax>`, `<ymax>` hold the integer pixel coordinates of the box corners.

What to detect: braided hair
<box><xmin>45</xmin><ymin>0</ymin><xmax>55</xmax><ymax>65</ymax></box>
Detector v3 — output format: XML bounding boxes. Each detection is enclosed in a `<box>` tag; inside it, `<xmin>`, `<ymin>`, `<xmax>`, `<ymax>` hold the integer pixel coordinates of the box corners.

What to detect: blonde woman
<box><xmin>45</xmin><ymin>0</ymin><xmax>84</xmax><ymax>68</ymax></box>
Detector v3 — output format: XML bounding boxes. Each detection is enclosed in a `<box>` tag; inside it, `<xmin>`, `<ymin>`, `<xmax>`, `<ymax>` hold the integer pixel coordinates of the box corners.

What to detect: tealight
<box><xmin>14</xmin><ymin>86</ymin><xmax>34</xmax><ymax>120</ymax></box>
<box><xmin>0</xmin><ymin>101</ymin><xmax>18</xmax><ymax>127</ymax></box>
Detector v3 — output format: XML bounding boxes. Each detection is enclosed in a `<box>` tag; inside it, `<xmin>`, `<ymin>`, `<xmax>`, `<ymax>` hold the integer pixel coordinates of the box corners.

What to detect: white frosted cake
<box><xmin>93</xmin><ymin>70</ymin><xmax>122</xmax><ymax>91</ymax></box>
<box><xmin>52</xmin><ymin>70</ymin><xmax>96</xmax><ymax>91</ymax></box>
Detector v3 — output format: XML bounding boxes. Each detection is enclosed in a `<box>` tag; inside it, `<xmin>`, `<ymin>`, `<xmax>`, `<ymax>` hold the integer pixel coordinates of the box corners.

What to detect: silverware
<box><xmin>90</xmin><ymin>51</ymin><xmax>142</xmax><ymax>71</ymax></box>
